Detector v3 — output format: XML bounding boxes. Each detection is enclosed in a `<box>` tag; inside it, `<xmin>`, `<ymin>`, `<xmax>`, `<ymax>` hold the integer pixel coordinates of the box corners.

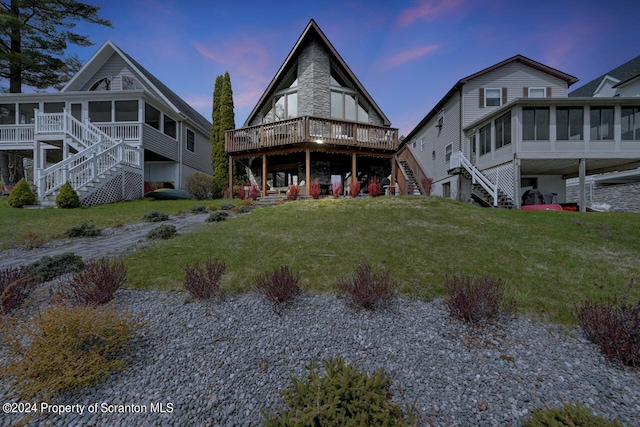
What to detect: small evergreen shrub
<box><xmin>253</xmin><ymin>265</ymin><xmax>302</xmax><ymax>314</ymax></box>
<box><xmin>185</xmin><ymin>172</ymin><xmax>216</xmax><ymax>199</ymax></box>
<box><xmin>64</xmin><ymin>222</ymin><xmax>101</xmax><ymax>238</ymax></box>
<box><xmin>332</xmin><ymin>182</ymin><xmax>342</xmax><ymax>198</ymax></box>
<box><xmin>444</xmin><ymin>274</ymin><xmax>511</xmax><ymax>322</ymax></box>
<box><xmin>27</xmin><ymin>253</ymin><xmax>85</xmax><ymax>283</ymax></box>
<box><xmin>191</xmin><ymin>205</ymin><xmax>208</xmax><ymax>214</ymax></box>
<box><xmin>368</xmin><ymin>179</ymin><xmax>381</xmax><ymax>197</ymax></box>
<box><xmin>143</xmin><ymin>211</ymin><xmax>169</xmax><ymax>222</ymax></box>
<box><xmin>575</xmin><ymin>280</ymin><xmax>639</xmax><ymax>366</ymax></box>
<box><xmin>349</xmin><ymin>180</ymin><xmax>361</xmax><ymax>197</ymax></box>
<box><xmin>310</xmin><ymin>178</ymin><xmax>321</xmax><ymax>199</ymax></box>
<box><xmin>522</xmin><ymin>402</ymin><xmax>623</xmax><ymax>427</ymax></box>
<box><xmin>238</xmin><ymin>205</ymin><xmax>253</xmax><ymax>214</ymax></box>
<box><xmin>3</xmin><ymin>304</ymin><xmax>140</xmax><ymax>401</ymax></box>
<box><xmin>338</xmin><ymin>261</ymin><xmax>398</xmax><ymax>309</ymax></box>
<box><xmin>0</xmin><ymin>266</ymin><xmax>39</xmax><ymax>315</ymax></box>
<box><xmin>20</xmin><ymin>230</ymin><xmax>45</xmax><ymax>249</ymax></box>
<box><xmin>183</xmin><ymin>257</ymin><xmax>227</xmax><ymax>300</ymax></box>
<box><xmin>261</xmin><ymin>357</ymin><xmax>414</xmax><ymax>426</ymax></box>
<box><xmin>55</xmin><ymin>182</ymin><xmax>80</xmax><ymax>208</ymax></box>
<box><xmin>221</xmin><ymin>203</ymin><xmax>235</xmax><ymax>210</ymax></box>
<box><xmin>7</xmin><ymin>178</ymin><xmax>37</xmax><ymax>208</ymax></box>
<box><xmin>147</xmin><ymin>224</ymin><xmax>176</xmax><ymax>240</ymax></box>
<box><xmin>207</xmin><ymin>211</ymin><xmax>229</xmax><ymax>222</ymax></box>
<box><xmin>57</xmin><ymin>258</ymin><xmax>127</xmax><ymax>305</ymax></box>
<box><xmin>288</xmin><ymin>184</ymin><xmax>300</xmax><ymax>201</ymax></box>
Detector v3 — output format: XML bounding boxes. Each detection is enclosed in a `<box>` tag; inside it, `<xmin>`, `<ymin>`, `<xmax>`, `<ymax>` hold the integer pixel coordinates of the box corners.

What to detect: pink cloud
<box><xmin>397</xmin><ymin>0</ymin><xmax>465</xmax><ymax>27</ymax></box>
<box><xmin>379</xmin><ymin>44</ymin><xmax>441</xmax><ymax>71</ymax></box>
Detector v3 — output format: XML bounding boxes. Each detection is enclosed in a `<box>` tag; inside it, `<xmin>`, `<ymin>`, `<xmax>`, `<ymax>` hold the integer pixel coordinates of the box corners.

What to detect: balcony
<box><xmin>226</xmin><ymin>116</ymin><xmax>398</xmax><ymax>155</ymax></box>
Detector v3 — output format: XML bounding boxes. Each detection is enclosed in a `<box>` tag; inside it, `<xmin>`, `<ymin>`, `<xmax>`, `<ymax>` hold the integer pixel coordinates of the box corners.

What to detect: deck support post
<box><xmin>228</xmin><ymin>156</ymin><xmax>233</xmax><ymax>197</ymax></box>
<box><xmin>262</xmin><ymin>154</ymin><xmax>268</xmax><ymax>197</ymax></box>
<box><xmin>305</xmin><ymin>149</ymin><xmax>311</xmax><ymax>196</ymax></box>
<box><xmin>579</xmin><ymin>158</ymin><xmax>586</xmax><ymax>212</ymax></box>
<box><xmin>514</xmin><ymin>157</ymin><xmax>521</xmax><ymax>209</ymax></box>
<box><xmin>351</xmin><ymin>153</ymin><xmax>357</xmax><ymax>184</ymax></box>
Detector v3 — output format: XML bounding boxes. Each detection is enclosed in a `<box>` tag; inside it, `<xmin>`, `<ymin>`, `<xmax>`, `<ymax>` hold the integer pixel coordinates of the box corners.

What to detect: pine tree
<box><xmin>210</xmin><ymin>72</ymin><xmax>237</xmax><ymax>197</ymax></box>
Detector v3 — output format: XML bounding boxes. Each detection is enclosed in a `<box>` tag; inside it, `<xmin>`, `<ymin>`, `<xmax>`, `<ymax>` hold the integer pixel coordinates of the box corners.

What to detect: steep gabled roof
<box><xmin>63</xmin><ymin>40</ymin><xmax>211</xmax><ymax>132</ymax></box>
<box><xmin>569</xmin><ymin>54</ymin><xmax>640</xmax><ymax>97</ymax></box>
<box><xmin>244</xmin><ymin>19</ymin><xmax>391</xmax><ymax>127</ymax></box>
<box><xmin>402</xmin><ymin>54</ymin><xmax>578</xmax><ymax>145</ymax></box>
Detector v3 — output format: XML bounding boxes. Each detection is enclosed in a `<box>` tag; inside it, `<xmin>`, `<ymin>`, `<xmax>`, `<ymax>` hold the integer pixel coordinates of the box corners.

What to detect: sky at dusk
<box><xmin>62</xmin><ymin>0</ymin><xmax>639</xmax><ymax>136</ymax></box>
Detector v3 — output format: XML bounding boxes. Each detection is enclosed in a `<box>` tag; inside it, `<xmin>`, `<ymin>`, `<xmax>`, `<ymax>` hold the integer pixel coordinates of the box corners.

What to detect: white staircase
<box><xmin>450</xmin><ymin>151</ymin><xmax>514</xmax><ymax>208</ymax></box>
<box><xmin>34</xmin><ymin>110</ymin><xmax>143</xmax><ymax>206</ymax></box>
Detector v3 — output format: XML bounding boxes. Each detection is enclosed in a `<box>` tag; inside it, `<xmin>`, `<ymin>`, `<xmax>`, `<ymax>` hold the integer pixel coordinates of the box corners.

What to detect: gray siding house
<box><xmin>0</xmin><ymin>40</ymin><xmax>212</xmax><ymax>205</ymax></box>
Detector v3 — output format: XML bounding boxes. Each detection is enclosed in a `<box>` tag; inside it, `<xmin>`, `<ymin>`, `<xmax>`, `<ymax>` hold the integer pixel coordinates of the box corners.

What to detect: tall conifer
<box><xmin>210</xmin><ymin>72</ymin><xmax>236</xmax><ymax>197</ymax></box>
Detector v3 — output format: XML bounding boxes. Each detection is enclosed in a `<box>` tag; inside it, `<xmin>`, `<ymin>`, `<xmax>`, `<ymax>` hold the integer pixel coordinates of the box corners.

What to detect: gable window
<box><xmin>495</xmin><ymin>111</ymin><xmax>511</xmax><ymax>149</ymax></box>
<box><xmin>590</xmin><ymin>107</ymin><xmax>614</xmax><ymax>140</ymax></box>
<box><xmin>145</xmin><ymin>103</ymin><xmax>160</xmax><ymax>130</ymax></box>
<box><xmin>523</xmin><ymin>107</ymin><xmax>549</xmax><ymax>140</ymax></box>
<box><xmin>528</xmin><ymin>88</ymin><xmax>546</xmax><ymax>98</ymax></box>
<box><xmin>621</xmin><ymin>107</ymin><xmax>640</xmax><ymax>140</ymax></box>
<box><xmin>90</xmin><ymin>77</ymin><xmax>111</xmax><ymax>91</ymax></box>
<box><xmin>115</xmin><ymin>100</ymin><xmax>138</xmax><ymax>122</ymax></box>
<box><xmin>437</xmin><ymin>109</ymin><xmax>444</xmax><ymax>127</ymax></box>
<box><xmin>263</xmin><ymin>77</ymin><xmax>297</xmax><ymax>123</ymax></box>
<box><xmin>445</xmin><ymin>143</ymin><xmax>453</xmax><ymax>163</ymax></box>
<box><xmin>479</xmin><ymin>123</ymin><xmax>491</xmax><ymax>155</ymax></box>
<box><xmin>556</xmin><ymin>107</ymin><xmax>583</xmax><ymax>141</ymax></box>
<box><xmin>122</xmin><ymin>76</ymin><xmax>143</xmax><ymax>90</ymax></box>
<box><xmin>186</xmin><ymin>129</ymin><xmax>195</xmax><ymax>153</ymax></box>
<box><xmin>485</xmin><ymin>88</ymin><xmax>502</xmax><ymax>107</ymax></box>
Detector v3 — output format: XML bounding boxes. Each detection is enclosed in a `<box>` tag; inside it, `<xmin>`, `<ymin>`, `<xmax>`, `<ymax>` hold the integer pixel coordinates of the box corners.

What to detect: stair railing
<box><xmin>35</xmin><ymin>109</ymin><xmax>114</xmax><ymax>151</ymax></box>
<box><xmin>450</xmin><ymin>151</ymin><xmax>498</xmax><ymax>206</ymax></box>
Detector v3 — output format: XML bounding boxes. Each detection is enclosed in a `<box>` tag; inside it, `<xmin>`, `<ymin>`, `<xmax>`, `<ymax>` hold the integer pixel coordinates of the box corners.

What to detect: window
<box><xmin>145</xmin><ymin>103</ymin><xmax>160</xmax><ymax>129</ymax></box>
<box><xmin>556</xmin><ymin>107</ymin><xmax>583</xmax><ymax>141</ymax></box>
<box><xmin>186</xmin><ymin>129</ymin><xmax>195</xmax><ymax>153</ymax></box>
<box><xmin>495</xmin><ymin>111</ymin><xmax>511</xmax><ymax>149</ymax></box>
<box><xmin>43</xmin><ymin>102</ymin><xmax>64</xmax><ymax>113</ymax></box>
<box><xmin>420</xmin><ymin>137</ymin><xmax>425</xmax><ymax>151</ymax></box>
<box><xmin>0</xmin><ymin>103</ymin><xmax>15</xmax><ymax>124</ymax></box>
<box><xmin>437</xmin><ymin>109</ymin><xmax>444</xmax><ymax>127</ymax></box>
<box><xmin>19</xmin><ymin>103</ymin><xmax>38</xmax><ymax>124</ymax></box>
<box><xmin>528</xmin><ymin>88</ymin><xmax>546</xmax><ymax>98</ymax></box>
<box><xmin>412</xmin><ymin>139</ymin><xmax>416</xmax><ymax>149</ymax></box>
<box><xmin>445</xmin><ymin>143</ymin><xmax>452</xmax><ymax>163</ymax></box>
<box><xmin>263</xmin><ymin>76</ymin><xmax>297</xmax><ymax>123</ymax></box>
<box><xmin>523</xmin><ymin>107</ymin><xmax>549</xmax><ymax>140</ymax></box>
<box><xmin>90</xmin><ymin>77</ymin><xmax>111</xmax><ymax>91</ymax></box>
<box><xmin>330</xmin><ymin>70</ymin><xmax>369</xmax><ymax>123</ymax></box>
<box><xmin>164</xmin><ymin>116</ymin><xmax>176</xmax><ymax>138</ymax></box>
<box><xmin>115</xmin><ymin>100</ymin><xmax>138</xmax><ymax>122</ymax></box>
<box><xmin>621</xmin><ymin>107</ymin><xmax>640</xmax><ymax>140</ymax></box>
<box><xmin>122</xmin><ymin>76</ymin><xmax>143</xmax><ymax>90</ymax></box>
<box><xmin>88</xmin><ymin>101</ymin><xmax>111</xmax><ymax>122</ymax></box>
<box><xmin>485</xmin><ymin>88</ymin><xmax>502</xmax><ymax>107</ymax></box>
<box><xmin>479</xmin><ymin>123</ymin><xmax>491</xmax><ymax>155</ymax></box>
<box><xmin>71</xmin><ymin>103</ymin><xmax>82</xmax><ymax>121</ymax></box>
<box><xmin>442</xmin><ymin>182</ymin><xmax>451</xmax><ymax>198</ymax></box>
<box><xmin>590</xmin><ymin>107</ymin><xmax>614</xmax><ymax>140</ymax></box>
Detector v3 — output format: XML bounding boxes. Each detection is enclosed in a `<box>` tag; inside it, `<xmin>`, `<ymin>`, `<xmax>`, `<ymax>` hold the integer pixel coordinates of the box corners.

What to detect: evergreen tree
<box><xmin>210</xmin><ymin>72</ymin><xmax>237</xmax><ymax>197</ymax></box>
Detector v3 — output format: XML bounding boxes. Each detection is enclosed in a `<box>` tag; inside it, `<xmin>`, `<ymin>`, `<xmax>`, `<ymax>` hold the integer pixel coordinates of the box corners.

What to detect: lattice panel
<box><xmin>80</xmin><ymin>169</ymin><xmax>143</xmax><ymax>207</ymax></box>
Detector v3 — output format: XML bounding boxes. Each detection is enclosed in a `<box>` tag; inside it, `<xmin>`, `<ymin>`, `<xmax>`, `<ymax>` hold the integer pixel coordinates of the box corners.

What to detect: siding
<box><xmin>181</xmin><ymin>126</ymin><xmax>213</xmax><ymax>174</ymax></box>
<box><xmin>142</xmin><ymin>125</ymin><xmax>179</xmax><ymax>161</ymax></box>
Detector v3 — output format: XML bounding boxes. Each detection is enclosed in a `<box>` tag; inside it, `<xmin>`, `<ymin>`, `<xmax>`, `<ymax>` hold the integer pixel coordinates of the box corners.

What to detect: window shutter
<box><xmin>502</xmin><ymin>87</ymin><xmax>508</xmax><ymax>105</ymax></box>
<box><xmin>523</xmin><ymin>87</ymin><xmax>528</xmax><ymax>98</ymax></box>
<box><xmin>546</xmin><ymin>87</ymin><xmax>552</xmax><ymax>97</ymax></box>
<box><xmin>479</xmin><ymin>88</ymin><xmax>484</xmax><ymax>108</ymax></box>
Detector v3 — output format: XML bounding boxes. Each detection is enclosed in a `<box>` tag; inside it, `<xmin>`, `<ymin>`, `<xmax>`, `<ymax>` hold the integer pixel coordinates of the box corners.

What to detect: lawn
<box><xmin>2</xmin><ymin>196</ymin><xmax>639</xmax><ymax>324</ymax></box>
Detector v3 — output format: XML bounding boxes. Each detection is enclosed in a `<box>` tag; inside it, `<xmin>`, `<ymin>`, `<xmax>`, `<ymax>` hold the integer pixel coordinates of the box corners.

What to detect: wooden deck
<box><xmin>225</xmin><ymin>116</ymin><xmax>398</xmax><ymax>154</ymax></box>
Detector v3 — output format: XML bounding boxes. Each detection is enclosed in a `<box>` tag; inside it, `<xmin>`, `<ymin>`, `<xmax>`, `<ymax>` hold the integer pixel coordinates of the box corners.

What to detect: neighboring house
<box><xmin>0</xmin><ymin>40</ymin><xmax>212</xmax><ymax>206</ymax></box>
<box><xmin>225</xmin><ymin>19</ymin><xmax>398</xmax><ymax>197</ymax></box>
<box><xmin>400</xmin><ymin>54</ymin><xmax>640</xmax><ymax>211</ymax></box>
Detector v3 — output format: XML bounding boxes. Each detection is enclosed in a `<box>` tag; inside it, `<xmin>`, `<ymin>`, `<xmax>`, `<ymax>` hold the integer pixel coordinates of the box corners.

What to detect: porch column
<box><xmin>513</xmin><ymin>157</ymin><xmax>521</xmax><ymax>209</ymax></box>
<box><xmin>391</xmin><ymin>156</ymin><xmax>396</xmax><ymax>186</ymax></box>
<box><xmin>578</xmin><ymin>158</ymin><xmax>586</xmax><ymax>213</ymax></box>
<box><xmin>228</xmin><ymin>156</ymin><xmax>233</xmax><ymax>197</ymax></box>
<box><xmin>262</xmin><ymin>154</ymin><xmax>268</xmax><ymax>197</ymax></box>
<box><xmin>33</xmin><ymin>141</ymin><xmax>40</xmax><ymax>199</ymax></box>
<box><xmin>351</xmin><ymin>153</ymin><xmax>357</xmax><ymax>183</ymax></box>
<box><xmin>305</xmin><ymin>149</ymin><xmax>311</xmax><ymax>196</ymax></box>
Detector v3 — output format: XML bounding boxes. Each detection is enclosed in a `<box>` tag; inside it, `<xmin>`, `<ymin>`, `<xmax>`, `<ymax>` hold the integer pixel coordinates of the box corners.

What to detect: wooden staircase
<box><xmin>397</xmin><ymin>159</ymin><xmax>422</xmax><ymax>196</ymax></box>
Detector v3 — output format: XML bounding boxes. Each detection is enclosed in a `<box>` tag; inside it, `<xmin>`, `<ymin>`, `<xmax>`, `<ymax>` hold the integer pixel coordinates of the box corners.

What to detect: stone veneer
<box><xmin>566</xmin><ymin>181</ymin><xmax>640</xmax><ymax>212</ymax></box>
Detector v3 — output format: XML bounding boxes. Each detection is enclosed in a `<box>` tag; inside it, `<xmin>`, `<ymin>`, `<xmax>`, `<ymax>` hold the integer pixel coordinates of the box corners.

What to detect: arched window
<box><xmin>90</xmin><ymin>77</ymin><xmax>111</xmax><ymax>91</ymax></box>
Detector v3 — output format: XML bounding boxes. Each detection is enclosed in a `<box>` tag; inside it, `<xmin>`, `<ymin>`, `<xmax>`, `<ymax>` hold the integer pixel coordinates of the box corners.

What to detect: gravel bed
<box><xmin>1</xmin><ymin>290</ymin><xmax>639</xmax><ymax>427</ymax></box>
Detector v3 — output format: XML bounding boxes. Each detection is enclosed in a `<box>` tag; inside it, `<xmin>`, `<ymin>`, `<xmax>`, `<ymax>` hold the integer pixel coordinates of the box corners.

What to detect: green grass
<box><xmin>2</xmin><ymin>196</ymin><xmax>639</xmax><ymax>324</ymax></box>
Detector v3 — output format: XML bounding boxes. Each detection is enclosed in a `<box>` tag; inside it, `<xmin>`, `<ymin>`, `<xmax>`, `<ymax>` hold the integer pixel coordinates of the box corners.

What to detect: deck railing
<box><xmin>0</xmin><ymin>125</ymin><xmax>34</xmax><ymax>143</ymax></box>
<box><xmin>226</xmin><ymin>116</ymin><xmax>398</xmax><ymax>153</ymax></box>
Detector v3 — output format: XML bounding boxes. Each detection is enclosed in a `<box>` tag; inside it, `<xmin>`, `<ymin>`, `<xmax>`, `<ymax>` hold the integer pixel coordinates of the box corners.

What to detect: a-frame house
<box><xmin>225</xmin><ymin>19</ymin><xmax>398</xmax><ymax>197</ymax></box>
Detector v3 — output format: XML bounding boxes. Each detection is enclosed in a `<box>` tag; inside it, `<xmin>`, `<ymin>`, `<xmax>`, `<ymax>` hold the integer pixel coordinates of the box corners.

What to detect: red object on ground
<box><xmin>521</xmin><ymin>204</ymin><xmax>563</xmax><ymax>211</ymax></box>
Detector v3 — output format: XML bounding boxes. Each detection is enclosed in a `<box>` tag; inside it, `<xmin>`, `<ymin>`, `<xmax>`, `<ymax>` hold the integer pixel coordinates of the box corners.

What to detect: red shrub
<box><xmin>444</xmin><ymin>274</ymin><xmax>510</xmax><ymax>322</ymax></box>
<box><xmin>288</xmin><ymin>184</ymin><xmax>300</xmax><ymax>201</ymax></box>
<box><xmin>576</xmin><ymin>281</ymin><xmax>640</xmax><ymax>366</ymax></box>
<box><xmin>310</xmin><ymin>178</ymin><xmax>321</xmax><ymax>199</ymax></box>
<box><xmin>421</xmin><ymin>176</ymin><xmax>434</xmax><ymax>196</ymax></box>
<box><xmin>253</xmin><ymin>266</ymin><xmax>302</xmax><ymax>314</ymax></box>
<box><xmin>368</xmin><ymin>178</ymin><xmax>381</xmax><ymax>197</ymax></box>
<box><xmin>58</xmin><ymin>258</ymin><xmax>127</xmax><ymax>305</ymax></box>
<box><xmin>237</xmin><ymin>184</ymin><xmax>246</xmax><ymax>200</ymax></box>
<box><xmin>349</xmin><ymin>180</ymin><xmax>361</xmax><ymax>198</ymax></box>
<box><xmin>184</xmin><ymin>257</ymin><xmax>227</xmax><ymax>300</ymax></box>
<box><xmin>332</xmin><ymin>182</ymin><xmax>342</xmax><ymax>198</ymax></box>
<box><xmin>249</xmin><ymin>184</ymin><xmax>260</xmax><ymax>200</ymax></box>
<box><xmin>1</xmin><ymin>266</ymin><xmax>39</xmax><ymax>314</ymax></box>
<box><xmin>337</xmin><ymin>261</ymin><xmax>398</xmax><ymax>309</ymax></box>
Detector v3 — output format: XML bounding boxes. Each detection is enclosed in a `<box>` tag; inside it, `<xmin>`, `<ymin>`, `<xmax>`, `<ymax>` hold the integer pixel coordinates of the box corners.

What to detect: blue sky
<box><xmin>64</xmin><ymin>0</ymin><xmax>639</xmax><ymax>136</ymax></box>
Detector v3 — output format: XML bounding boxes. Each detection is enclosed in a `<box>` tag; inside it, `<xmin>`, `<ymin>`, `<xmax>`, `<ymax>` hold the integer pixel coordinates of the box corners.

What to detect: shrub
<box><xmin>337</xmin><ymin>261</ymin><xmax>398</xmax><ymax>309</ymax></box>
<box><xmin>288</xmin><ymin>184</ymin><xmax>300</xmax><ymax>201</ymax></box>
<box><xmin>183</xmin><ymin>257</ymin><xmax>227</xmax><ymax>300</ymax></box>
<box><xmin>309</xmin><ymin>178</ymin><xmax>321</xmax><ymax>199</ymax></box>
<box><xmin>220</xmin><ymin>203</ymin><xmax>235</xmax><ymax>210</ymax></box>
<box><xmin>185</xmin><ymin>172</ymin><xmax>216</xmax><ymax>200</ymax></box>
<box><xmin>349</xmin><ymin>180</ymin><xmax>361</xmax><ymax>197</ymax></box>
<box><xmin>575</xmin><ymin>280</ymin><xmax>640</xmax><ymax>366</ymax></box>
<box><xmin>64</xmin><ymin>222</ymin><xmax>101</xmax><ymax>238</ymax></box>
<box><xmin>27</xmin><ymin>253</ymin><xmax>85</xmax><ymax>283</ymax></box>
<box><xmin>444</xmin><ymin>274</ymin><xmax>512</xmax><ymax>322</ymax></box>
<box><xmin>147</xmin><ymin>224</ymin><xmax>176</xmax><ymax>240</ymax></box>
<box><xmin>7</xmin><ymin>178</ymin><xmax>37</xmax><ymax>208</ymax></box>
<box><xmin>143</xmin><ymin>211</ymin><xmax>169</xmax><ymax>222</ymax></box>
<box><xmin>1</xmin><ymin>266</ymin><xmax>39</xmax><ymax>315</ymax></box>
<box><xmin>2</xmin><ymin>304</ymin><xmax>140</xmax><ymax>401</ymax></box>
<box><xmin>190</xmin><ymin>205</ymin><xmax>207</xmax><ymax>214</ymax></box>
<box><xmin>368</xmin><ymin>178</ymin><xmax>381</xmax><ymax>197</ymax></box>
<box><xmin>241</xmin><ymin>199</ymin><xmax>254</xmax><ymax>206</ymax></box>
<box><xmin>238</xmin><ymin>205</ymin><xmax>253</xmax><ymax>214</ymax></box>
<box><xmin>208</xmin><ymin>204</ymin><xmax>219</xmax><ymax>211</ymax></box>
<box><xmin>206</xmin><ymin>211</ymin><xmax>229</xmax><ymax>222</ymax></box>
<box><xmin>56</xmin><ymin>258</ymin><xmax>127</xmax><ymax>305</ymax></box>
<box><xmin>237</xmin><ymin>184</ymin><xmax>246</xmax><ymax>200</ymax></box>
<box><xmin>420</xmin><ymin>176</ymin><xmax>434</xmax><ymax>196</ymax></box>
<box><xmin>261</xmin><ymin>357</ymin><xmax>414</xmax><ymax>426</ymax></box>
<box><xmin>253</xmin><ymin>265</ymin><xmax>302</xmax><ymax>314</ymax></box>
<box><xmin>55</xmin><ymin>181</ymin><xmax>80</xmax><ymax>208</ymax></box>
<box><xmin>522</xmin><ymin>402</ymin><xmax>623</xmax><ymax>427</ymax></box>
<box><xmin>20</xmin><ymin>231</ymin><xmax>45</xmax><ymax>249</ymax></box>
<box><xmin>332</xmin><ymin>182</ymin><xmax>342</xmax><ymax>198</ymax></box>
<box><xmin>249</xmin><ymin>184</ymin><xmax>260</xmax><ymax>200</ymax></box>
